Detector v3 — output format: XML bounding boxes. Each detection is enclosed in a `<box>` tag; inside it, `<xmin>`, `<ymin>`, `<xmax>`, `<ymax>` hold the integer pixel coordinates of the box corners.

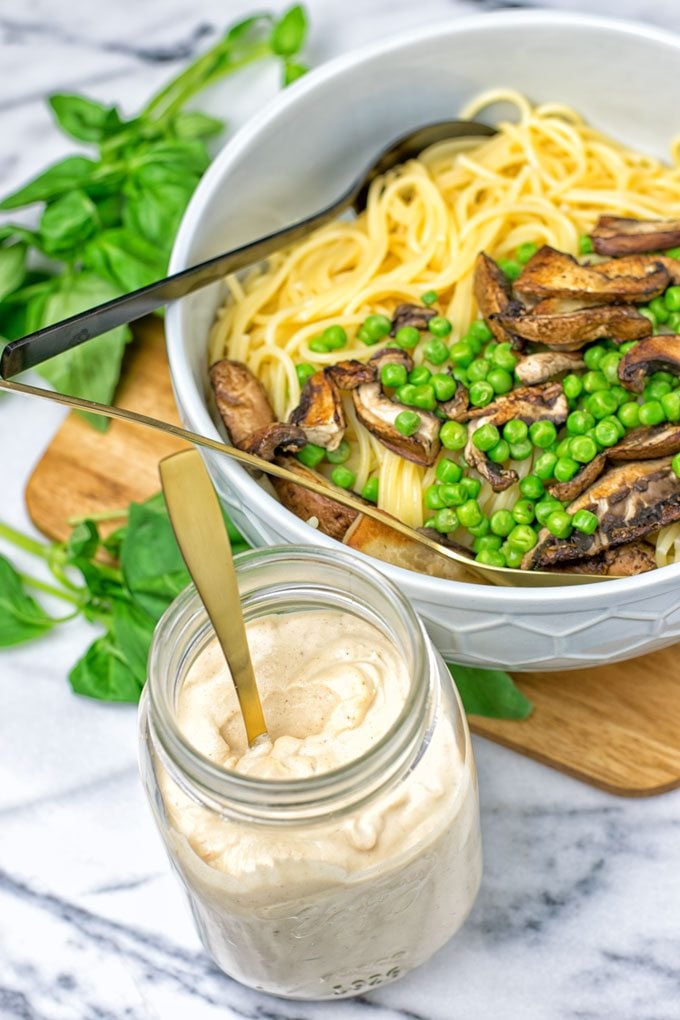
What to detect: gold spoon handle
<box><xmin>160</xmin><ymin>448</ymin><xmax>267</xmax><ymax>746</ymax></box>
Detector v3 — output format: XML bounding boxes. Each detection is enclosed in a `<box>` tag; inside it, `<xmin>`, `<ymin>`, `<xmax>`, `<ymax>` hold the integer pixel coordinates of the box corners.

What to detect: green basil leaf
<box><xmin>0</xmin><ymin>554</ymin><xmax>55</xmax><ymax>647</ymax></box>
<box><xmin>49</xmin><ymin>93</ymin><xmax>124</xmax><ymax>143</ymax></box>
<box><xmin>171</xmin><ymin>111</ymin><xmax>224</xmax><ymax>141</ymax></box>
<box><xmin>271</xmin><ymin>4</ymin><xmax>308</xmax><ymax>57</ymax></box>
<box><xmin>66</xmin><ymin>519</ymin><xmax>100</xmax><ymax>562</ymax></box>
<box><xmin>95</xmin><ymin>194</ymin><xmax>124</xmax><ymax>229</ymax></box>
<box><xmin>132</xmin><ymin>162</ymin><xmax>200</xmax><ymax>191</ymax></box>
<box><xmin>0</xmin><ymin>244</ymin><xmax>26</xmax><ymax>302</ymax></box>
<box><xmin>82</xmin><ymin>228</ymin><xmax>166</xmax><ymax>292</ymax></box>
<box><xmin>283</xmin><ymin>60</ymin><xmax>309</xmax><ymax>86</ymax></box>
<box><xmin>112</xmin><ymin>599</ymin><xmax>155</xmax><ymax>683</ymax></box>
<box><xmin>69</xmin><ymin>632</ymin><xmax>141</xmax><ymax>702</ymax></box>
<box><xmin>447</xmin><ymin>663</ymin><xmax>533</xmax><ymax>720</ymax></box>
<box><xmin>39</xmin><ymin>190</ymin><xmax>99</xmax><ymax>255</ymax></box>
<box><xmin>132</xmin><ymin>139</ymin><xmax>211</xmax><ymax>177</ymax></box>
<box><xmin>0</xmin><ymin>155</ymin><xmax>99</xmax><ymax>210</ymax></box>
<box><xmin>123</xmin><ymin>183</ymin><xmax>192</xmax><ymax>249</ymax></box>
<box><xmin>35</xmin><ymin>272</ymin><xmax>131</xmax><ymax>430</ymax></box>
<box><xmin>120</xmin><ymin>494</ymin><xmax>190</xmax><ymax>620</ymax></box>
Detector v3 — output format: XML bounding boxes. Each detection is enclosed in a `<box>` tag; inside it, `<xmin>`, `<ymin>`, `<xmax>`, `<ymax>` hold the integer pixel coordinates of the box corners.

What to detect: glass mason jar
<box><xmin>139</xmin><ymin>546</ymin><xmax>482</xmax><ymax>1000</ymax></box>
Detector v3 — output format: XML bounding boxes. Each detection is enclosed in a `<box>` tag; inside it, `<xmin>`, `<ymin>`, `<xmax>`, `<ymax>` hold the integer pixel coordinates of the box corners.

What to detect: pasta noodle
<box><xmin>209</xmin><ymin>90</ymin><xmax>680</xmax><ymax>566</ymax></box>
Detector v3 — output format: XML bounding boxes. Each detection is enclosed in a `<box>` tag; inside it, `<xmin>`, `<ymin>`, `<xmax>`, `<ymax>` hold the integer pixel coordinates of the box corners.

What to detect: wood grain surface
<box><xmin>24</xmin><ymin>320</ymin><xmax>680</xmax><ymax>796</ymax></box>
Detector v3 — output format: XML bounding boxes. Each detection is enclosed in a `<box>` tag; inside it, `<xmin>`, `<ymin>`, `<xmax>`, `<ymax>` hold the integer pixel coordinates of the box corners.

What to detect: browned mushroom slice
<box><xmin>495</xmin><ymin>303</ymin><xmax>650</xmax><ymax>350</ymax></box>
<box><xmin>465</xmin><ymin>418</ymin><xmax>518</xmax><ymax>492</ymax></box>
<box><xmin>618</xmin><ymin>335</ymin><xmax>680</xmax><ymax>392</ymax></box>
<box><xmin>515</xmin><ymin>351</ymin><xmax>586</xmax><ymax>385</ymax></box>
<box><xmin>464</xmin><ymin>382</ymin><xmax>569</xmax><ymax>427</ymax></box>
<box><xmin>547</xmin><ymin>453</ymin><xmax>607</xmax><ymax>502</ymax></box>
<box><xmin>289</xmin><ymin>371</ymin><xmax>345</xmax><ymax>451</ymax></box>
<box><xmin>593</xmin><ymin>252</ymin><xmax>680</xmax><ymax>286</ymax></box>
<box><xmin>545</xmin><ymin>540</ymin><xmax>657</xmax><ymax>576</ymax></box>
<box><xmin>390</xmin><ymin>303</ymin><xmax>436</xmax><ymax>334</ymax></box>
<box><xmin>271</xmin><ymin>457</ymin><xmax>358</xmax><ymax>541</ymax></box>
<box><xmin>591</xmin><ymin>216</ymin><xmax>680</xmax><ymax>257</ymax></box>
<box><xmin>368</xmin><ymin>346</ymin><xmax>414</xmax><ymax>374</ymax></box>
<box><xmin>209</xmin><ymin>359</ymin><xmax>275</xmax><ymax>448</ymax></box>
<box><xmin>440</xmin><ymin>381</ymin><xmax>469</xmax><ymax>421</ymax></box>
<box><xmin>473</xmin><ymin>252</ymin><xmax>517</xmax><ymax>344</ymax></box>
<box><xmin>608</xmin><ymin>423</ymin><xmax>680</xmax><ymax>461</ymax></box>
<box><xmin>241</xmin><ymin>423</ymin><xmax>307</xmax><ymax>462</ymax></box>
<box><xmin>514</xmin><ymin>246</ymin><xmax>669</xmax><ymax>305</ymax></box>
<box><xmin>523</xmin><ymin>458</ymin><xmax>680</xmax><ymax>569</ymax></box>
<box><xmin>324</xmin><ymin>360</ymin><xmax>376</xmax><ymax>390</ymax></box>
<box><xmin>352</xmin><ymin>383</ymin><xmax>440</xmax><ymax>466</ymax></box>
<box><xmin>343</xmin><ymin>515</ymin><xmax>479</xmax><ymax>583</ymax></box>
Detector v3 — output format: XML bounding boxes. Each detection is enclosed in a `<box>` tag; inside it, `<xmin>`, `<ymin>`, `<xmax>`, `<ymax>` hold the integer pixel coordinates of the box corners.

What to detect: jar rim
<box><xmin>146</xmin><ymin>545</ymin><xmax>435</xmax><ymax>822</ymax></box>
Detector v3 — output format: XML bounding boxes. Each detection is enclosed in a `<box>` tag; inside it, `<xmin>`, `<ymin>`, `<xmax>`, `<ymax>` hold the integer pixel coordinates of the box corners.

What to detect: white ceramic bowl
<box><xmin>167</xmin><ymin>10</ymin><xmax>680</xmax><ymax>670</ymax></box>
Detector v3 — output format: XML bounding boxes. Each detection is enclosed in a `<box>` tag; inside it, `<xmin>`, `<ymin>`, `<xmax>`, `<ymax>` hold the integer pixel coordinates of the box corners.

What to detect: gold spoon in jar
<box><xmin>160</xmin><ymin>447</ymin><xmax>267</xmax><ymax>746</ymax></box>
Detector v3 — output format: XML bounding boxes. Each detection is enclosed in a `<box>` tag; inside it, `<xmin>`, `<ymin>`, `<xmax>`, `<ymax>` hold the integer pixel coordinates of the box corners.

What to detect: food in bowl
<box><xmin>207</xmin><ymin>92</ymin><xmax>680</xmax><ymax>580</ymax></box>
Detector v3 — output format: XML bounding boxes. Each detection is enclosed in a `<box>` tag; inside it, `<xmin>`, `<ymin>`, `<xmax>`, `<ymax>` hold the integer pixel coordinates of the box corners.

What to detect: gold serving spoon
<box><xmin>0</xmin><ymin>376</ymin><xmax>612</xmax><ymax>586</ymax></box>
<box><xmin>160</xmin><ymin>448</ymin><xmax>268</xmax><ymax>746</ymax></box>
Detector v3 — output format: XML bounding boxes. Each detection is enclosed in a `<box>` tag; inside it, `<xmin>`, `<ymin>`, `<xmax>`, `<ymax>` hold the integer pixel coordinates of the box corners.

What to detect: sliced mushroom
<box><xmin>523</xmin><ymin>458</ymin><xmax>680</xmax><ymax>569</ymax></box>
<box><xmin>368</xmin><ymin>346</ymin><xmax>414</xmax><ymax>374</ymax></box>
<box><xmin>618</xmin><ymin>335</ymin><xmax>680</xmax><ymax>392</ymax></box>
<box><xmin>545</xmin><ymin>540</ymin><xmax>657</xmax><ymax>576</ymax></box>
<box><xmin>593</xmin><ymin>252</ymin><xmax>680</xmax><ymax>287</ymax></box>
<box><xmin>495</xmin><ymin>303</ymin><xmax>650</xmax><ymax>350</ymax></box>
<box><xmin>440</xmin><ymin>381</ymin><xmax>469</xmax><ymax>421</ymax></box>
<box><xmin>343</xmin><ymin>515</ymin><xmax>480</xmax><ymax>583</ymax></box>
<box><xmin>241</xmin><ymin>423</ymin><xmax>307</xmax><ymax>462</ymax></box>
<box><xmin>547</xmin><ymin>453</ymin><xmax>607</xmax><ymax>502</ymax></box>
<box><xmin>271</xmin><ymin>457</ymin><xmax>358</xmax><ymax>540</ymax></box>
<box><xmin>591</xmin><ymin>216</ymin><xmax>680</xmax><ymax>257</ymax></box>
<box><xmin>465</xmin><ymin>418</ymin><xmax>518</xmax><ymax>492</ymax></box>
<box><xmin>515</xmin><ymin>351</ymin><xmax>586</xmax><ymax>385</ymax></box>
<box><xmin>608</xmin><ymin>423</ymin><xmax>680</xmax><ymax>461</ymax></box>
<box><xmin>473</xmin><ymin>252</ymin><xmax>517</xmax><ymax>344</ymax></box>
<box><xmin>209</xmin><ymin>359</ymin><xmax>274</xmax><ymax>448</ymax></box>
<box><xmin>390</xmin><ymin>303</ymin><xmax>435</xmax><ymax>334</ymax></box>
<box><xmin>464</xmin><ymin>382</ymin><xmax>569</xmax><ymax>427</ymax></box>
<box><xmin>352</xmin><ymin>382</ymin><xmax>440</xmax><ymax>466</ymax></box>
<box><xmin>514</xmin><ymin>246</ymin><xmax>669</xmax><ymax>305</ymax></box>
<box><xmin>289</xmin><ymin>371</ymin><xmax>345</xmax><ymax>451</ymax></box>
<box><xmin>324</xmin><ymin>360</ymin><xmax>376</xmax><ymax>390</ymax></box>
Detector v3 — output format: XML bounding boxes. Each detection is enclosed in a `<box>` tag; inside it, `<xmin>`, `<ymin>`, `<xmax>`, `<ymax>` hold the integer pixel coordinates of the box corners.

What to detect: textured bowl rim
<box><xmin>167</xmin><ymin>7</ymin><xmax>680</xmax><ymax>609</ymax></box>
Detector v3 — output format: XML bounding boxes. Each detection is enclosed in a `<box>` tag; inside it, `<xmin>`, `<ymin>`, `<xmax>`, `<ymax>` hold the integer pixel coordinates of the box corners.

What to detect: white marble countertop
<box><xmin>2</xmin><ymin>1</ymin><xmax>680</xmax><ymax>1018</ymax></box>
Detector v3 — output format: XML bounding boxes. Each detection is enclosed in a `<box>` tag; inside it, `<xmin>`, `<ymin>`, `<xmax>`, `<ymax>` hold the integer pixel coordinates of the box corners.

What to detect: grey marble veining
<box><xmin>2</xmin><ymin>2</ymin><xmax>680</xmax><ymax>1018</ymax></box>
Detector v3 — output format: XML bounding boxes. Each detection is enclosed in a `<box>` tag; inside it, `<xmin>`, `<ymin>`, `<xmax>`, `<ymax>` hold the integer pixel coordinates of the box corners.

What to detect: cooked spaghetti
<box><xmin>209</xmin><ymin>90</ymin><xmax>680</xmax><ymax>572</ymax></box>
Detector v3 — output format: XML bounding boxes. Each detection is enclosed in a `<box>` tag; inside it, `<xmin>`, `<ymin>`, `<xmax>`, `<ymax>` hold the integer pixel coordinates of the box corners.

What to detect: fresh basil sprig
<box><xmin>0</xmin><ymin>5</ymin><xmax>309</xmax><ymax>425</ymax></box>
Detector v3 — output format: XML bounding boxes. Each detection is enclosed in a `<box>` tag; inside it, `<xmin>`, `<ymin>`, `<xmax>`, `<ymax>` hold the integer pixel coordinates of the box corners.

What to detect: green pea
<box><xmin>509</xmin><ymin>439</ymin><xmax>533</xmax><ymax>461</ymax></box>
<box><xmin>584</xmin><ymin>345</ymin><xmax>606</xmax><ymax>370</ymax></box>
<box><xmin>668</xmin><ymin>311</ymin><xmax>680</xmax><ymax>334</ymax></box>
<box><xmin>410</xmin><ymin>385</ymin><xmax>435</xmax><ymax>410</ymax></box>
<box><xmin>673</xmin><ymin>452</ymin><xmax>680</xmax><ymax>477</ymax></box>
<box><xmin>520</xmin><ymin>474</ymin><xmax>545</xmax><ymax>500</ymax></box>
<box><xmin>610</xmin><ymin>385</ymin><xmax>630</xmax><ymax>408</ymax></box>
<box><xmin>503</xmin><ymin>544</ymin><xmax>525</xmax><ymax>568</ymax></box>
<box><xmin>431</xmin><ymin>373</ymin><xmax>457</xmax><ymax>401</ymax></box>
<box><xmin>578</xmin><ymin>234</ymin><xmax>594</xmax><ymax>254</ymax></box>
<box><xmin>492</xmin><ymin>342</ymin><xmax>519</xmax><ymax>371</ymax></box>
<box><xmin>472</xmin><ymin>424</ymin><xmax>500</xmax><ymax>451</ymax></box>
<box><xmin>440</xmin><ymin>482</ymin><xmax>467</xmax><ymax>507</ymax></box>
<box><xmin>556</xmin><ymin>437</ymin><xmax>573</xmax><ymax>458</ymax></box>
<box><xmin>449</xmin><ymin>341</ymin><xmax>474</xmax><ymax>367</ymax></box>
<box><xmin>488</xmin><ymin>439</ymin><xmax>511</xmax><ymax>464</ymax></box>
<box><xmin>483</xmin><ymin>341</ymin><xmax>498</xmax><ymax>361</ymax></box>
<box><xmin>395</xmin><ymin>410</ymin><xmax>422</xmax><ymax>436</ymax></box>
<box><xmin>619</xmin><ymin>340</ymin><xmax>640</xmax><ymax>354</ymax></box>
<box><xmin>296</xmin><ymin>362</ymin><xmax>316</xmax><ymax>387</ymax></box>
<box><xmin>570</xmin><ymin>435</ymin><xmax>599</xmax><ymax>463</ymax></box>
<box><xmin>512</xmin><ymin>499</ymin><xmax>535</xmax><ymax>525</ymax></box>
<box><xmin>650</xmin><ymin>296</ymin><xmax>670</xmax><ymax>323</ymax></box>
<box><xmin>503</xmin><ymin>419</ymin><xmax>529</xmax><ymax>444</ymax></box>
<box><xmin>433</xmin><ymin>508</ymin><xmax>459</xmax><ymax>533</ymax></box>
<box><xmin>476</xmin><ymin>549</ymin><xmax>507</xmax><ymax>567</ymax></box>
<box><xmin>428</xmin><ymin>316</ymin><xmax>453</xmax><ymax>338</ymax></box>
<box><xmin>440</xmin><ymin>420</ymin><xmax>468</xmax><ymax>450</ymax></box>
<box><xmin>661</xmin><ymin>391</ymin><xmax>680</xmax><ymax>422</ymax></box>
<box><xmin>361</xmin><ymin>477</ymin><xmax>379</xmax><ymax>503</ymax></box>
<box><xmin>468</xmin><ymin>516</ymin><xmax>490</xmax><ymax>538</ymax></box>
<box><xmin>546</xmin><ymin>510</ymin><xmax>573</xmax><ymax>538</ymax></box>
<box><xmin>474</xmin><ymin>534</ymin><xmax>503</xmax><ymax>554</ymax></box>
<box><xmin>465</xmin><ymin>332</ymin><xmax>485</xmax><ymax>356</ymax></box>
<box><xmin>460</xmin><ymin>477</ymin><xmax>482</xmax><ymax>499</ymax></box>
<box><xmin>490</xmin><ymin>509</ymin><xmax>515</xmax><ymax>537</ymax></box>
<box><xmin>469</xmin><ymin>380</ymin><xmax>495</xmax><ymax>407</ymax></box>
<box><xmin>357</xmin><ymin>325</ymin><xmax>379</xmax><ymax>346</ymax></box>
<box><xmin>487</xmin><ymin>367</ymin><xmax>514</xmax><ymax>394</ymax></box>
<box><xmin>572</xmin><ymin>509</ymin><xmax>599</xmax><ymax>534</ymax></box>
<box><xmin>507</xmin><ymin>524</ymin><xmax>538</xmax><ymax>552</ymax></box>
<box><xmin>618</xmin><ymin>401</ymin><xmax>641</xmax><ymax>429</ymax></box>
<box><xmin>362</xmin><ymin>314</ymin><xmax>392</xmax><ymax>341</ymax></box>
<box><xmin>665</xmin><ymin>248</ymin><xmax>680</xmax><ymax>260</ymax></box>
<box><xmin>554</xmin><ymin>456</ymin><xmax>579</xmax><ymax>482</ymax></box>
<box><xmin>467</xmin><ymin>358</ymin><xmax>490</xmax><ymax>382</ymax></box>
<box><xmin>562</xmin><ymin>374</ymin><xmax>583</xmax><ymax>400</ymax></box>
<box><xmin>534</xmin><ymin>451</ymin><xmax>558</xmax><ymax>480</ymax></box>
<box><xmin>395</xmin><ymin>325</ymin><xmax>421</xmax><ymax>349</ymax></box>
<box><xmin>529</xmin><ymin>420</ymin><xmax>558</xmax><ymax>449</ymax></box>
<box><xmin>599</xmin><ymin>351</ymin><xmax>622</xmax><ymax>384</ymax></box>
<box><xmin>583</xmin><ymin>370</ymin><xmax>609</xmax><ymax>394</ymax></box>
<box><xmin>436</xmin><ymin>458</ymin><xmax>463</xmax><ymax>483</ymax></box>
<box><xmin>639</xmin><ymin>308</ymin><xmax>656</xmax><ymax>330</ymax></box>
<box><xmin>468</xmin><ymin>320</ymin><xmax>494</xmax><ymax>342</ymax></box>
<box><xmin>451</xmin><ymin>365</ymin><xmax>469</xmax><ymax>386</ymax></box>
<box><xmin>498</xmin><ymin>257</ymin><xmax>522</xmax><ymax>281</ymax></box>
<box><xmin>331</xmin><ymin>465</ymin><xmax>355</xmax><ymax>489</ymax></box>
<box><xmin>586</xmin><ymin>390</ymin><xmax>619</xmax><ymax>420</ymax></box>
<box><xmin>653</xmin><ymin>370</ymin><xmax>675</xmax><ymax>384</ymax></box>
<box><xmin>457</xmin><ymin>499</ymin><xmax>484</xmax><ymax>528</ymax></box>
<box><xmin>396</xmin><ymin>383</ymin><xmax>417</xmax><ymax>405</ymax></box>
<box><xmin>297</xmin><ymin>443</ymin><xmax>325</xmax><ymax>468</ymax></box>
<box><xmin>645</xmin><ymin>379</ymin><xmax>672</xmax><ymax>401</ymax></box>
<box><xmin>381</xmin><ymin>363</ymin><xmax>408</xmax><ymax>388</ymax></box>
<box><xmin>423</xmin><ymin>338</ymin><xmax>450</xmax><ymax>365</ymax></box>
<box><xmin>326</xmin><ymin>439</ymin><xmax>351</xmax><ymax>464</ymax></box>
<box><xmin>535</xmin><ymin>497</ymin><xmax>563</xmax><ymax>526</ymax></box>
<box><xmin>309</xmin><ymin>337</ymin><xmax>331</xmax><ymax>354</ymax></box>
<box><xmin>567</xmin><ymin>409</ymin><xmax>595</xmax><ymax>435</ymax></box>
<box><xmin>639</xmin><ymin>400</ymin><xmax>665</xmax><ymax>426</ymax></box>
<box><xmin>322</xmin><ymin>325</ymin><xmax>348</xmax><ymax>349</ymax></box>
<box><xmin>408</xmin><ymin>365</ymin><xmax>432</xmax><ymax>386</ymax></box>
<box><xmin>516</xmin><ymin>241</ymin><xmax>539</xmax><ymax>264</ymax></box>
<box><xmin>424</xmin><ymin>484</ymin><xmax>446</xmax><ymax>510</ymax></box>
<box><xmin>421</xmin><ymin>289</ymin><xmax>438</xmax><ymax>306</ymax></box>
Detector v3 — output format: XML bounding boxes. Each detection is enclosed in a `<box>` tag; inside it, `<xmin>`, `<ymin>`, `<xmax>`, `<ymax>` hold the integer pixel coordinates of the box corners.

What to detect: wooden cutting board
<box><xmin>24</xmin><ymin>320</ymin><xmax>680</xmax><ymax>797</ymax></box>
